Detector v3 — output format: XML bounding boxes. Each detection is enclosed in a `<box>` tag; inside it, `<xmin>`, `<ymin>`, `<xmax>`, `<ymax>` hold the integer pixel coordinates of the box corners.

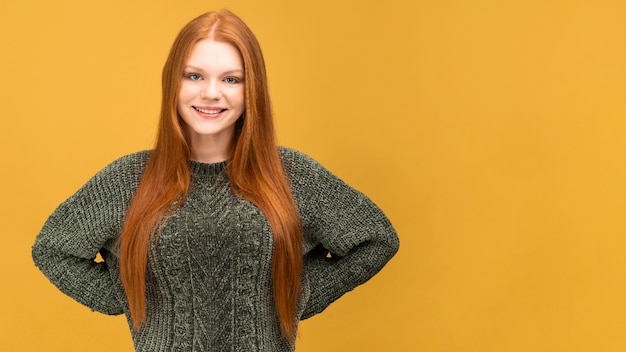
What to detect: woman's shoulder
<box><xmin>278</xmin><ymin>146</ymin><xmax>319</xmax><ymax>168</ymax></box>
<box><xmin>86</xmin><ymin>150</ymin><xmax>152</xmax><ymax>186</ymax></box>
<box><xmin>98</xmin><ymin>150</ymin><xmax>152</xmax><ymax>174</ymax></box>
<box><xmin>107</xmin><ymin>150</ymin><xmax>152</xmax><ymax>168</ymax></box>
<box><xmin>277</xmin><ymin>146</ymin><xmax>338</xmax><ymax>188</ymax></box>
<box><xmin>55</xmin><ymin>151</ymin><xmax>152</xmax><ymax>209</ymax></box>
<box><xmin>278</xmin><ymin>146</ymin><xmax>327</xmax><ymax>176</ymax></box>
<box><xmin>278</xmin><ymin>145</ymin><xmax>304</xmax><ymax>159</ymax></box>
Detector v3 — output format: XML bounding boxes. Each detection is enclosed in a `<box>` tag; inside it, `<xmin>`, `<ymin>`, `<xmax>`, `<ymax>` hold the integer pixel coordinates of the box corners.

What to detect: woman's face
<box><xmin>177</xmin><ymin>39</ymin><xmax>245</xmax><ymax>159</ymax></box>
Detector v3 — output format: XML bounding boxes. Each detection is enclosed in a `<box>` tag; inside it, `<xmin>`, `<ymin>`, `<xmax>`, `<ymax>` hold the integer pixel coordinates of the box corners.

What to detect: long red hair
<box><xmin>118</xmin><ymin>10</ymin><xmax>303</xmax><ymax>344</ymax></box>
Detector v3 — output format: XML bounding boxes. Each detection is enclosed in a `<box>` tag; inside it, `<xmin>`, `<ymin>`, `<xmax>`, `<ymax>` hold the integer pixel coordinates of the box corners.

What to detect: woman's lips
<box><xmin>193</xmin><ymin>106</ymin><xmax>227</xmax><ymax>114</ymax></box>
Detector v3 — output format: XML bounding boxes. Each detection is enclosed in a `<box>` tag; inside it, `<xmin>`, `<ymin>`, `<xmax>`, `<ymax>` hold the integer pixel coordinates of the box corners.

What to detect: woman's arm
<box><xmin>280</xmin><ymin>148</ymin><xmax>400</xmax><ymax>319</ymax></box>
<box><xmin>32</xmin><ymin>151</ymin><xmax>149</xmax><ymax>315</ymax></box>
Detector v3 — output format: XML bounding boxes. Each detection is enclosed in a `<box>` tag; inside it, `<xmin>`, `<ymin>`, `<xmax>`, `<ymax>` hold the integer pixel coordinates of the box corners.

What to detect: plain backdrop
<box><xmin>2</xmin><ymin>0</ymin><xmax>626</xmax><ymax>351</ymax></box>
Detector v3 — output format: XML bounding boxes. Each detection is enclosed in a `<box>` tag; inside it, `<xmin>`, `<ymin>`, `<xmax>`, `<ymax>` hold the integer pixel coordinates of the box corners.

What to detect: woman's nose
<box><xmin>201</xmin><ymin>80</ymin><xmax>221</xmax><ymax>100</ymax></box>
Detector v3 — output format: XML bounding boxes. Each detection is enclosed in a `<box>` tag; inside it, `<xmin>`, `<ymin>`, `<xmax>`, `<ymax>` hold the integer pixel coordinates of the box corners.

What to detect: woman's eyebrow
<box><xmin>183</xmin><ymin>65</ymin><xmax>244</xmax><ymax>75</ymax></box>
<box><xmin>223</xmin><ymin>69</ymin><xmax>244</xmax><ymax>75</ymax></box>
<box><xmin>183</xmin><ymin>65</ymin><xmax>206</xmax><ymax>73</ymax></box>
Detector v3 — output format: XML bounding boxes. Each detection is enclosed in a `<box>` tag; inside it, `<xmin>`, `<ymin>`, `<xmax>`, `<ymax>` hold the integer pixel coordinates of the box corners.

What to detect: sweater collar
<box><xmin>189</xmin><ymin>159</ymin><xmax>228</xmax><ymax>177</ymax></box>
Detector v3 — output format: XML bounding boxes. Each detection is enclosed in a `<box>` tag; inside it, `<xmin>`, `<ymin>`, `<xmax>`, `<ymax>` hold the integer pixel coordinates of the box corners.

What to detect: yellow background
<box><xmin>2</xmin><ymin>0</ymin><xmax>625</xmax><ymax>351</ymax></box>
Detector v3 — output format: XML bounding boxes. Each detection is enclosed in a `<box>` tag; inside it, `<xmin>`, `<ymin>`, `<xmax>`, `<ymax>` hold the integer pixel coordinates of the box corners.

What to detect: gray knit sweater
<box><xmin>32</xmin><ymin>147</ymin><xmax>399</xmax><ymax>351</ymax></box>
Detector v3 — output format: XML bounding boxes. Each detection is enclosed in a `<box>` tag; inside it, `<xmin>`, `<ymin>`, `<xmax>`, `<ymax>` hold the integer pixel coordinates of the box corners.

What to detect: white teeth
<box><xmin>195</xmin><ymin>107</ymin><xmax>222</xmax><ymax>114</ymax></box>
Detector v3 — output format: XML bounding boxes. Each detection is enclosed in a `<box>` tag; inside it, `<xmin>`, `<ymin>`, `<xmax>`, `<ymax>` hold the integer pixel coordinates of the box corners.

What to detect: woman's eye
<box><xmin>224</xmin><ymin>77</ymin><xmax>240</xmax><ymax>84</ymax></box>
<box><xmin>187</xmin><ymin>73</ymin><xmax>202</xmax><ymax>81</ymax></box>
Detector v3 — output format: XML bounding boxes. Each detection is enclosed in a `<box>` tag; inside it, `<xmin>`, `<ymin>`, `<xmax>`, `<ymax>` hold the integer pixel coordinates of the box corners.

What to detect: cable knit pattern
<box><xmin>32</xmin><ymin>147</ymin><xmax>399</xmax><ymax>351</ymax></box>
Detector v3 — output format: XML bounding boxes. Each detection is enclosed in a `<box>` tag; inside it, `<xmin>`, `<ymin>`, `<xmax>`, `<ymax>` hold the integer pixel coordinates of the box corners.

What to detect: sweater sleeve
<box><xmin>280</xmin><ymin>148</ymin><xmax>400</xmax><ymax>319</ymax></box>
<box><xmin>32</xmin><ymin>152</ymin><xmax>148</xmax><ymax>315</ymax></box>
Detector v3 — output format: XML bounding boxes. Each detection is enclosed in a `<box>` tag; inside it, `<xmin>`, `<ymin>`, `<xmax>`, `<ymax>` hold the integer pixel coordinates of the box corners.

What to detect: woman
<box><xmin>32</xmin><ymin>10</ymin><xmax>399</xmax><ymax>351</ymax></box>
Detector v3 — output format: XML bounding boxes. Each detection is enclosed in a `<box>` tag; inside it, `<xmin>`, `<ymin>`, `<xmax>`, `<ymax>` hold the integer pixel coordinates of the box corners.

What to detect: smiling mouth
<box><xmin>193</xmin><ymin>106</ymin><xmax>227</xmax><ymax>114</ymax></box>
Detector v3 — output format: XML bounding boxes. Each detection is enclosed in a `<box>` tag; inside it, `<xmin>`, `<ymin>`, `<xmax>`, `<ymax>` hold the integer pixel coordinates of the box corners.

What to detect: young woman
<box><xmin>32</xmin><ymin>10</ymin><xmax>399</xmax><ymax>351</ymax></box>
